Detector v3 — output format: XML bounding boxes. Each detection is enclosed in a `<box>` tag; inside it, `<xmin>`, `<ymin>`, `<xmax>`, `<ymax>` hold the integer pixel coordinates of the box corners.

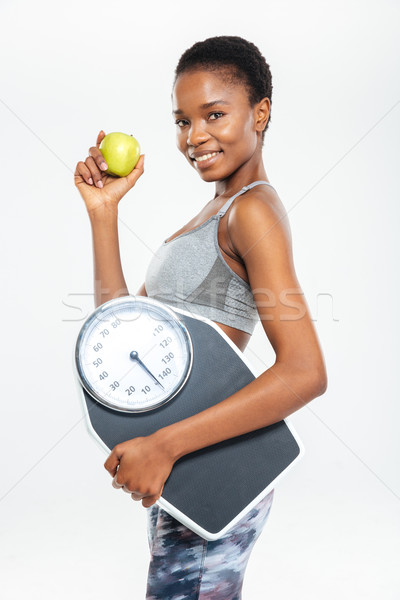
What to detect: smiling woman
<box><xmin>74</xmin><ymin>34</ymin><xmax>327</xmax><ymax>600</ymax></box>
<box><xmin>172</xmin><ymin>70</ymin><xmax>270</xmax><ymax>184</ymax></box>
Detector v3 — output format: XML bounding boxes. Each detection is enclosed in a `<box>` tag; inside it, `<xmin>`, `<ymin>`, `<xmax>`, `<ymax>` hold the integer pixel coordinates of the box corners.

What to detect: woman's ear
<box><xmin>254</xmin><ymin>97</ymin><xmax>271</xmax><ymax>133</ymax></box>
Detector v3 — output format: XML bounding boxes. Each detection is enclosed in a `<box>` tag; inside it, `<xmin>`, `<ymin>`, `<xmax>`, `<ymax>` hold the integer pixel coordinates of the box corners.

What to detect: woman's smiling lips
<box><xmin>189</xmin><ymin>150</ymin><xmax>222</xmax><ymax>169</ymax></box>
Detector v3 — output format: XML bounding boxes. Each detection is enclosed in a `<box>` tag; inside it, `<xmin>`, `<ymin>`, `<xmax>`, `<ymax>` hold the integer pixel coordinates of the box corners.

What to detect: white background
<box><xmin>1</xmin><ymin>0</ymin><xmax>399</xmax><ymax>598</ymax></box>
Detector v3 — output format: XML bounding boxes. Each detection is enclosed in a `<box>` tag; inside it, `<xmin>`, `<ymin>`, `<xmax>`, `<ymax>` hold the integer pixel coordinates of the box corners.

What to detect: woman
<box><xmin>74</xmin><ymin>36</ymin><xmax>327</xmax><ymax>600</ymax></box>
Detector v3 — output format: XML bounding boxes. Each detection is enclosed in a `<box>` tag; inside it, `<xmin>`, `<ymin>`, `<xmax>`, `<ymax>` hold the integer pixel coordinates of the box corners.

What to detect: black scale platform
<box><xmin>80</xmin><ymin>309</ymin><xmax>303</xmax><ymax>540</ymax></box>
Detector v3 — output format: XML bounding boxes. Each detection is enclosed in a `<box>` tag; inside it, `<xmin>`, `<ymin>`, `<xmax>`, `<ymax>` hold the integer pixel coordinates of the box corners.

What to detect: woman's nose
<box><xmin>187</xmin><ymin>121</ymin><xmax>209</xmax><ymax>146</ymax></box>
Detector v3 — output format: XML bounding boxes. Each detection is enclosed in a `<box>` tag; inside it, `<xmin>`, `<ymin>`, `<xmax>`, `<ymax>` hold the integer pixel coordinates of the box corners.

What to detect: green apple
<box><xmin>99</xmin><ymin>132</ymin><xmax>141</xmax><ymax>177</ymax></box>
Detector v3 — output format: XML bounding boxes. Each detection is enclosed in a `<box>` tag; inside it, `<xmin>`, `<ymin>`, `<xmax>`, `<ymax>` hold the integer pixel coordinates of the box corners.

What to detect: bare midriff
<box><xmin>214</xmin><ymin>321</ymin><xmax>251</xmax><ymax>352</ymax></box>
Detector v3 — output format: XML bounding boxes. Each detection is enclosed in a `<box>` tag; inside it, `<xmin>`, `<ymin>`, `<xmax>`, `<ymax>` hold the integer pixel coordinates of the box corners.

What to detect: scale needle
<box><xmin>129</xmin><ymin>351</ymin><xmax>165</xmax><ymax>390</ymax></box>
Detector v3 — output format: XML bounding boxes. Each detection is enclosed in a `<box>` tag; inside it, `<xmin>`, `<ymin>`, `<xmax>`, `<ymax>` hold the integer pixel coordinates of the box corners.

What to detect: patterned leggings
<box><xmin>145</xmin><ymin>488</ymin><xmax>274</xmax><ymax>600</ymax></box>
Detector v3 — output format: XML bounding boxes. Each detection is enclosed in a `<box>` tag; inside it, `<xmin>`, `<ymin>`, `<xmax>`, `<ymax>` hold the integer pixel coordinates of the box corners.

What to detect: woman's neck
<box><xmin>213</xmin><ymin>153</ymin><xmax>268</xmax><ymax>199</ymax></box>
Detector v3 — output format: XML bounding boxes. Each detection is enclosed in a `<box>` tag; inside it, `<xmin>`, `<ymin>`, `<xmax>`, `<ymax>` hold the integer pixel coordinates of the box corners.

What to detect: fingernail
<box><xmin>88</xmin><ymin>178</ymin><xmax>93</xmax><ymax>185</ymax></box>
<box><xmin>101</xmin><ymin>162</ymin><xmax>108</xmax><ymax>170</ymax></box>
<box><xmin>97</xmin><ymin>180</ymin><xmax>103</xmax><ymax>188</ymax></box>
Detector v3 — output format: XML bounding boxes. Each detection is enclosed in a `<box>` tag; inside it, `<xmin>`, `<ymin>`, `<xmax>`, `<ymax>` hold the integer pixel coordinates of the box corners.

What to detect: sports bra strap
<box><xmin>217</xmin><ymin>180</ymin><xmax>275</xmax><ymax>217</ymax></box>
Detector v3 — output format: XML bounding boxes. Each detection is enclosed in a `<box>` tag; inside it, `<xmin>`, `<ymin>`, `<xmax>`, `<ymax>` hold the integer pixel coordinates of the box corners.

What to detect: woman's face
<box><xmin>172</xmin><ymin>69</ymin><xmax>263</xmax><ymax>183</ymax></box>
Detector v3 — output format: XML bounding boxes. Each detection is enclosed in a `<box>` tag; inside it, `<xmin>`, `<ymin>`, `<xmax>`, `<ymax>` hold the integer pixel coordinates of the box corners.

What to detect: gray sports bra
<box><xmin>144</xmin><ymin>180</ymin><xmax>276</xmax><ymax>335</ymax></box>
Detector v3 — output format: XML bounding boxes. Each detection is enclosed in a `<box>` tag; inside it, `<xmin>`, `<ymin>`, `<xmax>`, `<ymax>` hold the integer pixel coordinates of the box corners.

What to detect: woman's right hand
<box><xmin>74</xmin><ymin>130</ymin><xmax>145</xmax><ymax>217</ymax></box>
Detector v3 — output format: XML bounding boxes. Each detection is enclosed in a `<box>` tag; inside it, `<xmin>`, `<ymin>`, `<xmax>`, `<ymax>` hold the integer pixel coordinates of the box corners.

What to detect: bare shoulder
<box><xmin>227</xmin><ymin>185</ymin><xmax>326</xmax><ymax>389</ymax></box>
<box><xmin>227</xmin><ymin>185</ymin><xmax>292</xmax><ymax>259</ymax></box>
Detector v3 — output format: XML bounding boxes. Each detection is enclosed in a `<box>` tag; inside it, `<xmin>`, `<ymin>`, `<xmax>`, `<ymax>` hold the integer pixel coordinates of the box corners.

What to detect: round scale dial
<box><xmin>75</xmin><ymin>296</ymin><xmax>193</xmax><ymax>413</ymax></box>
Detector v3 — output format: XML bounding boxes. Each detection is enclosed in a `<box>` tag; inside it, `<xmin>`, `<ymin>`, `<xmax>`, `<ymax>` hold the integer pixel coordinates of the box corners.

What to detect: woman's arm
<box><xmin>74</xmin><ymin>129</ymin><xmax>145</xmax><ymax>308</ymax></box>
<box><xmin>104</xmin><ymin>188</ymin><xmax>328</xmax><ymax>507</ymax></box>
<box><xmin>89</xmin><ymin>208</ymin><xmax>129</xmax><ymax>308</ymax></box>
<box><xmin>89</xmin><ymin>210</ymin><xmax>149</xmax><ymax>307</ymax></box>
<box><xmin>155</xmin><ymin>190</ymin><xmax>327</xmax><ymax>459</ymax></box>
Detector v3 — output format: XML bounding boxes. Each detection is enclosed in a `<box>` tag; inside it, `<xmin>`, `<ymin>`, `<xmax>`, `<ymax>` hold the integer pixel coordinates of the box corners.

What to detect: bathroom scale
<box><xmin>73</xmin><ymin>295</ymin><xmax>305</xmax><ymax>541</ymax></box>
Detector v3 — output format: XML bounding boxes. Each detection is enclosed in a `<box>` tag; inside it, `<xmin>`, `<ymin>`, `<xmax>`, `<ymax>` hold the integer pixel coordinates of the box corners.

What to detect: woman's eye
<box><xmin>209</xmin><ymin>112</ymin><xmax>224</xmax><ymax>120</ymax></box>
<box><xmin>175</xmin><ymin>119</ymin><xmax>188</xmax><ymax>128</ymax></box>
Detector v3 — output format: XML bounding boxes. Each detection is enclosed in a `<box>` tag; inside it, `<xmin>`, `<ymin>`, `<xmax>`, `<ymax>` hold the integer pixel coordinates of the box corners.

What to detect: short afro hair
<box><xmin>174</xmin><ymin>35</ymin><xmax>273</xmax><ymax>139</ymax></box>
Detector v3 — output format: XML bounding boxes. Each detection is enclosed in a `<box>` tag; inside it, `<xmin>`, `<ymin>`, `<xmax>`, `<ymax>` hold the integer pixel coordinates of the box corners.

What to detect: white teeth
<box><xmin>195</xmin><ymin>152</ymin><xmax>219</xmax><ymax>162</ymax></box>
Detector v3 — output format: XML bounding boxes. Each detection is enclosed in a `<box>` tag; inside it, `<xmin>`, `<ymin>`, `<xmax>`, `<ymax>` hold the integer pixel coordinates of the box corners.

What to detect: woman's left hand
<box><xmin>104</xmin><ymin>433</ymin><xmax>175</xmax><ymax>508</ymax></box>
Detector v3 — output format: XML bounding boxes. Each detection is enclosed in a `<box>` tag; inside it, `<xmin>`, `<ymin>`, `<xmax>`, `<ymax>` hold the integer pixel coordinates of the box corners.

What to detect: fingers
<box><xmin>87</xmin><ymin>147</ymin><xmax>108</xmax><ymax>189</ymax></box>
<box><xmin>141</xmin><ymin>483</ymin><xmax>164</xmax><ymax>508</ymax></box>
<box><xmin>104</xmin><ymin>446</ymin><xmax>121</xmax><ymax>477</ymax></box>
<box><xmin>141</xmin><ymin>491</ymin><xmax>162</xmax><ymax>508</ymax></box>
<box><xmin>85</xmin><ymin>156</ymin><xmax>104</xmax><ymax>188</ymax></box>
<box><xmin>96</xmin><ymin>129</ymin><xmax>106</xmax><ymax>148</ymax></box>
<box><xmin>141</xmin><ymin>496</ymin><xmax>156</xmax><ymax>508</ymax></box>
<box><xmin>75</xmin><ymin>161</ymin><xmax>93</xmax><ymax>186</ymax></box>
<box><xmin>111</xmin><ymin>475</ymin><xmax>138</xmax><ymax>497</ymax></box>
<box><xmin>85</xmin><ymin>130</ymin><xmax>108</xmax><ymax>187</ymax></box>
<box><xmin>74</xmin><ymin>131</ymin><xmax>143</xmax><ymax>197</ymax></box>
<box><xmin>123</xmin><ymin>154</ymin><xmax>145</xmax><ymax>189</ymax></box>
<box><xmin>114</xmin><ymin>479</ymin><xmax>143</xmax><ymax>500</ymax></box>
<box><xmin>112</xmin><ymin>474</ymin><xmax>124</xmax><ymax>490</ymax></box>
<box><xmin>131</xmin><ymin>491</ymin><xmax>143</xmax><ymax>501</ymax></box>
<box><xmin>89</xmin><ymin>145</ymin><xmax>108</xmax><ymax>173</ymax></box>
<box><xmin>135</xmin><ymin>154</ymin><xmax>145</xmax><ymax>171</ymax></box>
<box><xmin>74</xmin><ymin>130</ymin><xmax>106</xmax><ymax>190</ymax></box>
<box><xmin>110</xmin><ymin>476</ymin><xmax>163</xmax><ymax>508</ymax></box>
<box><xmin>114</xmin><ymin>479</ymin><xmax>142</xmax><ymax>499</ymax></box>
